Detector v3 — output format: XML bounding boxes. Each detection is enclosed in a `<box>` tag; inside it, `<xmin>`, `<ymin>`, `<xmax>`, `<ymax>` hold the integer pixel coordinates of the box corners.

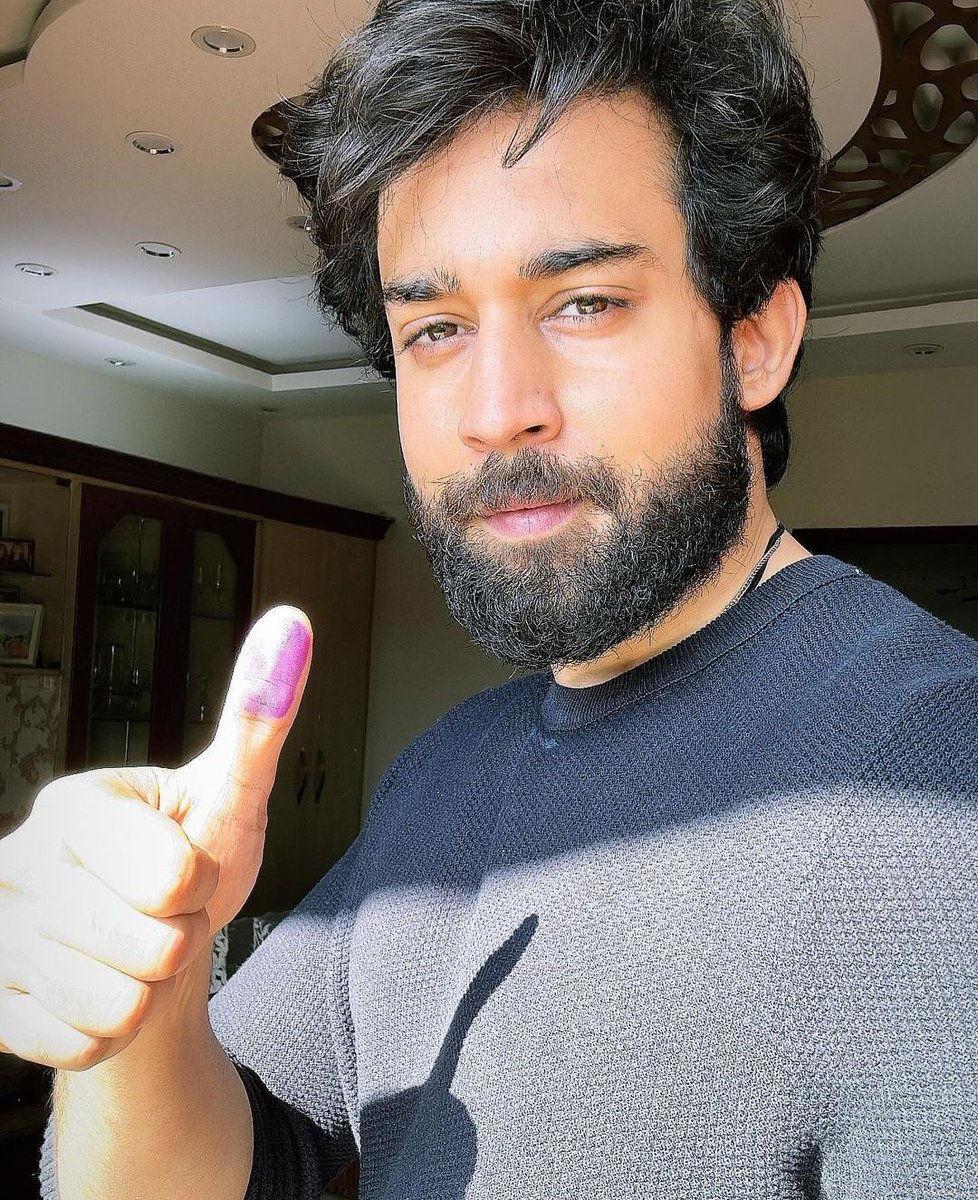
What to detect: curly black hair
<box><xmin>280</xmin><ymin>0</ymin><xmax>824</xmax><ymax>488</ymax></box>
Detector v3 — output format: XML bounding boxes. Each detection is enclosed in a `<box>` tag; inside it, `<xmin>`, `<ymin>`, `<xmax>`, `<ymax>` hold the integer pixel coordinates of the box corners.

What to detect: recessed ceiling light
<box><xmin>286</xmin><ymin>214</ymin><xmax>314</xmax><ymax>233</ymax></box>
<box><xmin>128</xmin><ymin>132</ymin><xmax>176</xmax><ymax>156</ymax></box>
<box><xmin>105</xmin><ymin>358</ymin><xmax>135</xmax><ymax>368</ymax></box>
<box><xmin>136</xmin><ymin>241</ymin><xmax>181</xmax><ymax>258</ymax></box>
<box><xmin>903</xmin><ymin>342</ymin><xmax>944</xmax><ymax>357</ymax></box>
<box><xmin>15</xmin><ymin>262</ymin><xmax>56</xmax><ymax>277</ymax></box>
<box><xmin>191</xmin><ymin>26</ymin><xmax>256</xmax><ymax>57</ymax></box>
<box><xmin>0</xmin><ymin>173</ymin><xmax>23</xmax><ymax>191</ymax></box>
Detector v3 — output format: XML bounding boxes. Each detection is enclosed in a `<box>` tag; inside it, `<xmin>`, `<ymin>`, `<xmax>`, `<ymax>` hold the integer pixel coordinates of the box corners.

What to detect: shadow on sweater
<box><xmin>358</xmin><ymin>913</ymin><xmax>539</xmax><ymax>1197</ymax></box>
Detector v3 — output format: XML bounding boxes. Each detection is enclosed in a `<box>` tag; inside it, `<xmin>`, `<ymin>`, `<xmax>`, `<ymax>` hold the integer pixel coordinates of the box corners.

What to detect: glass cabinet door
<box><xmin>68</xmin><ymin>484</ymin><xmax>256</xmax><ymax>772</ymax></box>
<box><xmin>87</xmin><ymin>515</ymin><xmax>162</xmax><ymax>767</ymax></box>
<box><xmin>183</xmin><ymin>530</ymin><xmax>239</xmax><ymax>758</ymax></box>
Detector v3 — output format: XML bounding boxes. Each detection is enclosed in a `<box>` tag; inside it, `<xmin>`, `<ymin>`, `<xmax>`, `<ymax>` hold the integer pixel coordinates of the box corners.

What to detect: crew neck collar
<box><xmin>540</xmin><ymin>554</ymin><xmax>860</xmax><ymax>732</ymax></box>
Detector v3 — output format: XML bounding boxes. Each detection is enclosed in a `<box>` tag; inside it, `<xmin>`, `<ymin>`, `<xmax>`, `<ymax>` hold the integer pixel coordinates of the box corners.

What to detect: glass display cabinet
<box><xmin>66</xmin><ymin>485</ymin><xmax>255</xmax><ymax>770</ymax></box>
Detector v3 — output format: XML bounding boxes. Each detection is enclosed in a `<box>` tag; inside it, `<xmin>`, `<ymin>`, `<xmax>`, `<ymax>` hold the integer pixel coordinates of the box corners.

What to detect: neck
<box><xmin>552</xmin><ymin>501</ymin><xmax>811</xmax><ymax>688</ymax></box>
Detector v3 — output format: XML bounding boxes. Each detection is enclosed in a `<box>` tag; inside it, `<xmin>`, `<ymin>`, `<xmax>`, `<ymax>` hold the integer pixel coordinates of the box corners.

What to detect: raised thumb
<box><xmin>177</xmin><ymin>605</ymin><xmax>313</xmax><ymax>851</ymax></box>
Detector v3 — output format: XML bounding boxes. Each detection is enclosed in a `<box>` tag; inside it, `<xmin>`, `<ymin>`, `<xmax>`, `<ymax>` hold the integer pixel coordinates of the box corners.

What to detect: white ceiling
<box><xmin>0</xmin><ymin>0</ymin><xmax>976</xmax><ymax>416</ymax></box>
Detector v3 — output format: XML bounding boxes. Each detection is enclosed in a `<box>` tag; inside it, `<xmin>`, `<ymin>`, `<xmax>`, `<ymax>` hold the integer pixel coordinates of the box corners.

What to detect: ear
<box><xmin>729</xmin><ymin>279</ymin><xmax>807</xmax><ymax>413</ymax></box>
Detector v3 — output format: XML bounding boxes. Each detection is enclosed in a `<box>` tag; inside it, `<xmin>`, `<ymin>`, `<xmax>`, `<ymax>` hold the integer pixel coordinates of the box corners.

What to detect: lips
<box><xmin>481</xmin><ymin>498</ymin><xmax>580</xmax><ymax>539</ymax></box>
<box><xmin>479</xmin><ymin>494</ymin><xmax>572</xmax><ymax>518</ymax></box>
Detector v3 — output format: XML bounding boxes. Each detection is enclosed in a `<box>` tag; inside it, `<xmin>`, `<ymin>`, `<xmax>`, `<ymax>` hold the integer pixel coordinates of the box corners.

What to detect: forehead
<box><xmin>376</xmin><ymin>92</ymin><xmax>684</xmax><ymax>278</ymax></box>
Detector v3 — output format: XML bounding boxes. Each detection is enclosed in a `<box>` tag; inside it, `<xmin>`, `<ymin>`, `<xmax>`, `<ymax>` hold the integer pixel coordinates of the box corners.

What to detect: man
<box><xmin>1</xmin><ymin>0</ymin><xmax>975</xmax><ymax>1196</ymax></box>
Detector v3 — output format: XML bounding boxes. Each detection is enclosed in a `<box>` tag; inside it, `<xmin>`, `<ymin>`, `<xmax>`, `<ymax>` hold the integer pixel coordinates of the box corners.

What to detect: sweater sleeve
<box><xmin>807</xmin><ymin>673</ymin><xmax>978</xmax><ymax>1197</ymax></box>
<box><xmin>206</xmin><ymin>848</ymin><xmax>363</xmax><ymax>1199</ymax></box>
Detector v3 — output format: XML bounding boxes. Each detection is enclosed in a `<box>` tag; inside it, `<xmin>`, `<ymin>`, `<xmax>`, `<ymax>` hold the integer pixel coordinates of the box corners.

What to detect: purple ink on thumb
<box><xmin>241</xmin><ymin>617</ymin><xmax>311</xmax><ymax>720</ymax></box>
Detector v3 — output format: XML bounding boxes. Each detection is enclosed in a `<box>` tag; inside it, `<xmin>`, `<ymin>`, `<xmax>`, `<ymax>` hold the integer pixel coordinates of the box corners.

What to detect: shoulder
<box><xmin>799</xmin><ymin>625</ymin><xmax>978</xmax><ymax>1010</ymax></box>
<box><xmin>797</xmin><ymin>559</ymin><xmax>978</xmax><ymax>753</ymax></box>
<box><xmin>825</xmin><ymin>573</ymin><xmax>978</xmax><ymax>850</ymax></box>
<box><xmin>849</xmin><ymin>579</ymin><xmax>978</xmax><ymax>792</ymax></box>
<box><xmin>814</xmin><ymin>558</ymin><xmax>978</xmax><ymax>682</ymax></box>
<box><xmin>808</xmin><ymin>598</ymin><xmax>978</xmax><ymax>941</ymax></box>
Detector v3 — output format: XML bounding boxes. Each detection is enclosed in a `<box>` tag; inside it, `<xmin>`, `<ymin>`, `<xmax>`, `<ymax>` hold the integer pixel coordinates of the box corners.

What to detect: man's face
<box><xmin>378</xmin><ymin>93</ymin><xmax>754</xmax><ymax>669</ymax></box>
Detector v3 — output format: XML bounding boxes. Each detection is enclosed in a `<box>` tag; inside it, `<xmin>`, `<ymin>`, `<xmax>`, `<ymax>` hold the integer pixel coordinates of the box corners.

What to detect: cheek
<box><xmin>559</xmin><ymin>336</ymin><xmax>715</xmax><ymax>463</ymax></box>
<box><xmin>396</xmin><ymin>380</ymin><xmax>458</xmax><ymax>486</ymax></box>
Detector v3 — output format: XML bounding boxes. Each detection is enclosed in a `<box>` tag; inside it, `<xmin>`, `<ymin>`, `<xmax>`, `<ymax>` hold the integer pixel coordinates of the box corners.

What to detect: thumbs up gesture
<box><xmin>0</xmin><ymin>606</ymin><xmax>312</xmax><ymax>1071</ymax></box>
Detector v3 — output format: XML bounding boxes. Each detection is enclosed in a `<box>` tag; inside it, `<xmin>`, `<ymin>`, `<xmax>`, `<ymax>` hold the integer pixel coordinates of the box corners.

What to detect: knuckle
<box><xmin>31</xmin><ymin>773</ymin><xmax>89</xmax><ymax>825</ymax></box>
<box><xmin>150</xmin><ymin>840</ymin><xmax>199</xmax><ymax>914</ymax></box>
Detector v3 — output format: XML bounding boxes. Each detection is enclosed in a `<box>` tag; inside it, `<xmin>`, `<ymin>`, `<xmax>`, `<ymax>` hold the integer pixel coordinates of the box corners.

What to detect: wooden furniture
<box><xmin>247</xmin><ymin>521</ymin><xmax>376</xmax><ymax>915</ymax></box>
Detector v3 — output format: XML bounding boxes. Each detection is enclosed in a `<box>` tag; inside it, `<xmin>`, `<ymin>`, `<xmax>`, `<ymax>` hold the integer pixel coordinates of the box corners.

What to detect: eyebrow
<box><xmin>380</xmin><ymin>239</ymin><xmax>657</xmax><ymax>306</ymax></box>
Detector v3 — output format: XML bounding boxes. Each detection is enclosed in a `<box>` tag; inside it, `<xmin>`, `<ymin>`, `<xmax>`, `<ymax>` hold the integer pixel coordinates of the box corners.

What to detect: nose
<box><xmin>456</xmin><ymin>323</ymin><xmax>562</xmax><ymax>454</ymax></box>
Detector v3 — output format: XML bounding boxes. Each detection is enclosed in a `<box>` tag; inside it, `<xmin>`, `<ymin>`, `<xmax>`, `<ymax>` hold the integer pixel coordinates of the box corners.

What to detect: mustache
<box><xmin>413</xmin><ymin>448</ymin><xmax>627</xmax><ymax>526</ymax></box>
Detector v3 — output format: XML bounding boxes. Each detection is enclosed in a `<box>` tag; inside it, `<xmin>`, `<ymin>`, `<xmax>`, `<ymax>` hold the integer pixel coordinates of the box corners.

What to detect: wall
<box><xmin>0</xmin><ymin>346</ymin><xmax>262</xmax><ymax>484</ymax></box>
<box><xmin>775</xmin><ymin>363</ymin><xmax>978</xmax><ymax>528</ymax></box>
<box><xmin>261</xmin><ymin>363</ymin><xmax>978</xmax><ymax>809</ymax></box>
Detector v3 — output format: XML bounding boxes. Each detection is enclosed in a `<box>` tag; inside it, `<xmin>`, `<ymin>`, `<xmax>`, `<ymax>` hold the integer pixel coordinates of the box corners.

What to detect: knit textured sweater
<box><xmin>45</xmin><ymin>554</ymin><xmax>978</xmax><ymax>1198</ymax></box>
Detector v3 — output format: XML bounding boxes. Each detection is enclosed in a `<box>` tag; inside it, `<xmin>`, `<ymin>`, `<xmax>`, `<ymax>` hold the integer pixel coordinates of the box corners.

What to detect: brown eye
<box><xmin>426</xmin><ymin>322</ymin><xmax>459</xmax><ymax>341</ymax></box>
<box><xmin>574</xmin><ymin>296</ymin><xmax>609</xmax><ymax>316</ymax></box>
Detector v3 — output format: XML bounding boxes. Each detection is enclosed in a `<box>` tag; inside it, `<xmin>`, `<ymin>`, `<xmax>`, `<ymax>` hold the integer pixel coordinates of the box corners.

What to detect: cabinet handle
<box><xmin>296</xmin><ymin>747</ymin><xmax>309</xmax><ymax>807</ymax></box>
<box><xmin>314</xmin><ymin>748</ymin><xmax>327</xmax><ymax>805</ymax></box>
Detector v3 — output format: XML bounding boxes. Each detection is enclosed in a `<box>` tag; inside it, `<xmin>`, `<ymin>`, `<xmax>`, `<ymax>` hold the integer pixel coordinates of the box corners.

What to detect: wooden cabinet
<box><xmin>245</xmin><ymin>521</ymin><xmax>377</xmax><ymax>916</ymax></box>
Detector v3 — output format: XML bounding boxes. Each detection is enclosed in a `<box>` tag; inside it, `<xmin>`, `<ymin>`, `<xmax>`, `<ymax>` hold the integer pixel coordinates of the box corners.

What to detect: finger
<box><xmin>181</xmin><ymin>606</ymin><xmax>312</xmax><ymax>838</ymax></box>
<box><xmin>0</xmin><ymin>990</ymin><xmax>116</xmax><ymax>1072</ymax></box>
<box><xmin>30</xmin><ymin>774</ymin><xmax>219</xmax><ymax>919</ymax></box>
<box><xmin>38</xmin><ymin>867</ymin><xmax>212</xmax><ymax>982</ymax></box>
<box><xmin>6</xmin><ymin>936</ymin><xmax>152</xmax><ymax>1040</ymax></box>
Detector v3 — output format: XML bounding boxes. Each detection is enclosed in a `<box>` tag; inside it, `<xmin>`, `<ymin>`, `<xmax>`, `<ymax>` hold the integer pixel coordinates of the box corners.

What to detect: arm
<box><xmin>40</xmin><ymin>848</ymin><xmax>363</xmax><ymax>1200</ymax></box>
<box><xmin>43</xmin><ymin>954</ymin><xmax>253</xmax><ymax>1200</ymax></box>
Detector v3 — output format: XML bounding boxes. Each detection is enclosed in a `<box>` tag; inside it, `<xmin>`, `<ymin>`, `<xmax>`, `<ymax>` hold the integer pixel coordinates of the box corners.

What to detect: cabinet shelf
<box><xmin>96</xmin><ymin>601</ymin><xmax>158</xmax><ymax>615</ymax></box>
<box><xmin>0</xmin><ymin>666</ymin><xmax>62</xmax><ymax>676</ymax></box>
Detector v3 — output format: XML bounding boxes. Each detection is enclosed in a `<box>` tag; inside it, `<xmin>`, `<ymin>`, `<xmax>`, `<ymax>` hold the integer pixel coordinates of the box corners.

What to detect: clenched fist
<box><xmin>0</xmin><ymin>606</ymin><xmax>312</xmax><ymax>1072</ymax></box>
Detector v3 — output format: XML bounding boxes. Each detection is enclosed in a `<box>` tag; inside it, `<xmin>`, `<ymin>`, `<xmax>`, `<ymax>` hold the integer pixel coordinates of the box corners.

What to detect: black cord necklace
<box><xmin>717</xmin><ymin>521</ymin><xmax>787</xmax><ymax>620</ymax></box>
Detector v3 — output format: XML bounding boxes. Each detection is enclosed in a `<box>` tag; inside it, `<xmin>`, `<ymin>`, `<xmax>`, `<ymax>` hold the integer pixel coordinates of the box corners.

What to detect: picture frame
<box><xmin>0</xmin><ymin>602</ymin><xmax>44</xmax><ymax>667</ymax></box>
<box><xmin>0</xmin><ymin>537</ymin><xmax>34</xmax><ymax>574</ymax></box>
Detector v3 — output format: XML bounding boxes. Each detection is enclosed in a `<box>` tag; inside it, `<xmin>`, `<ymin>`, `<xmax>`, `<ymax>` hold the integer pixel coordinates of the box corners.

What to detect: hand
<box><xmin>0</xmin><ymin>606</ymin><xmax>312</xmax><ymax>1071</ymax></box>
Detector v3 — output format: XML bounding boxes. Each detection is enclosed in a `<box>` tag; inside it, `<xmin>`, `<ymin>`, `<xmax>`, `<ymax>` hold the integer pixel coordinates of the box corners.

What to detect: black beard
<box><xmin>403</xmin><ymin>356</ymin><xmax>754</xmax><ymax>671</ymax></box>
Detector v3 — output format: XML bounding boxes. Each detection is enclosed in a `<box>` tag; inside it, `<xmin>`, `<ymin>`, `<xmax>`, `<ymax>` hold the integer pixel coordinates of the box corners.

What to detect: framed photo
<box><xmin>0</xmin><ymin>537</ymin><xmax>34</xmax><ymax>573</ymax></box>
<box><xmin>0</xmin><ymin>502</ymin><xmax>9</xmax><ymax>537</ymax></box>
<box><xmin>0</xmin><ymin>603</ymin><xmax>43</xmax><ymax>667</ymax></box>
